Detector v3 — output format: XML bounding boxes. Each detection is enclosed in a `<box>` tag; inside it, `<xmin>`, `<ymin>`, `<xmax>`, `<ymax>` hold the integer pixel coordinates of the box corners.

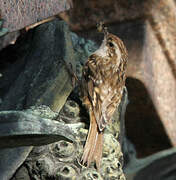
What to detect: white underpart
<box><xmin>94</xmin><ymin>38</ymin><xmax>108</xmax><ymax>57</ymax></box>
<box><xmin>94</xmin><ymin>37</ymin><xmax>122</xmax><ymax>61</ymax></box>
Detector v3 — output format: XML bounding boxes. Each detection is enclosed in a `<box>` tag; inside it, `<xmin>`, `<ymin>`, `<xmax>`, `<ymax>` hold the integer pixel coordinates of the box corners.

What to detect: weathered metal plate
<box><xmin>0</xmin><ymin>0</ymin><xmax>72</xmax><ymax>32</ymax></box>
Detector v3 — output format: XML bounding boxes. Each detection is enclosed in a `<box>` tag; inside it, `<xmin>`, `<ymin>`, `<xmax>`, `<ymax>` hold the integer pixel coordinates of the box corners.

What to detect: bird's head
<box><xmin>95</xmin><ymin>22</ymin><xmax>128</xmax><ymax>69</ymax></box>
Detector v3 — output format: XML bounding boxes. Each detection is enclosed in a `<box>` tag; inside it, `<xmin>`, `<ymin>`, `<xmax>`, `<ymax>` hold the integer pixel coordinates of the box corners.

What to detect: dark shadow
<box><xmin>125</xmin><ymin>77</ymin><xmax>172</xmax><ymax>158</ymax></box>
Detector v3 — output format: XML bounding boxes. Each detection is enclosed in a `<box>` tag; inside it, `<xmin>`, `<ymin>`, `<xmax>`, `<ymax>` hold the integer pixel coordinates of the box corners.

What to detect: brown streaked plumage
<box><xmin>81</xmin><ymin>26</ymin><xmax>128</xmax><ymax>169</ymax></box>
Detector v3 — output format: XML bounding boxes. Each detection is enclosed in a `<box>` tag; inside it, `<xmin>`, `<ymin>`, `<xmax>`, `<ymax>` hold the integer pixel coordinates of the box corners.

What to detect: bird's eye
<box><xmin>108</xmin><ymin>42</ymin><xmax>114</xmax><ymax>48</ymax></box>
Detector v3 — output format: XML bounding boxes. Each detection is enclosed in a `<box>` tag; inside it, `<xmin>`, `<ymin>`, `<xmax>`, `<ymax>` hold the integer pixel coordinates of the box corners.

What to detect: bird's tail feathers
<box><xmin>81</xmin><ymin>111</ymin><xmax>103</xmax><ymax>169</ymax></box>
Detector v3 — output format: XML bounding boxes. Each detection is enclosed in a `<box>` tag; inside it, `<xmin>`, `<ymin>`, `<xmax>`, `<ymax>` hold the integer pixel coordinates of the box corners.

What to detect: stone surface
<box><xmin>0</xmin><ymin>20</ymin><xmax>76</xmax><ymax>112</ymax></box>
<box><xmin>0</xmin><ymin>147</ymin><xmax>33</xmax><ymax>180</ymax></box>
<box><xmin>59</xmin><ymin>100</ymin><xmax>81</xmax><ymax>123</ymax></box>
<box><xmin>0</xmin><ymin>109</ymin><xmax>77</xmax><ymax>148</ymax></box>
<box><xmin>0</xmin><ymin>0</ymin><xmax>72</xmax><ymax>32</ymax></box>
<box><xmin>0</xmin><ymin>20</ymin><xmax>76</xmax><ymax>180</ymax></box>
<box><xmin>13</xmin><ymin>89</ymin><xmax>127</xmax><ymax>180</ymax></box>
<box><xmin>11</xmin><ymin>166</ymin><xmax>30</xmax><ymax>180</ymax></box>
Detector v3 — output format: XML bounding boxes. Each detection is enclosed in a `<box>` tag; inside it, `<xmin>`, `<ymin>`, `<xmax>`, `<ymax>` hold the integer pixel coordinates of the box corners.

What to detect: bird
<box><xmin>81</xmin><ymin>22</ymin><xmax>128</xmax><ymax>170</ymax></box>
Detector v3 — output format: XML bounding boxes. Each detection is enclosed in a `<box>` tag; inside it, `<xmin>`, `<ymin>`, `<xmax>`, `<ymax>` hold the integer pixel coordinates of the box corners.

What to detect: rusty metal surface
<box><xmin>0</xmin><ymin>0</ymin><xmax>72</xmax><ymax>32</ymax></box>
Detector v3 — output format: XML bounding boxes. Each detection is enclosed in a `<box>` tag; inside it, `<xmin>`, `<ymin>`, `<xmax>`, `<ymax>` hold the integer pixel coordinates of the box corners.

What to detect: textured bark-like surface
<box><xmin>0</xmin><ymin>20</ymin><xmax>76</xmax><ymax>180</ymax></box>
<box><xmin>0</xmin><ymin>0</ymin><xmax>72</xmax><ymax>32</ymax></box>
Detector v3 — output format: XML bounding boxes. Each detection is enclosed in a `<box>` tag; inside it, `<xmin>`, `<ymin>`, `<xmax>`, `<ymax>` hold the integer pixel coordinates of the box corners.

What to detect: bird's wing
<box><xmin>93</xmin><ymin>86</ymin><xmax>122</xmax><ymax>131</ymax></box>
<box><xmin>82</xmin><ymin>55</ymin><xmax>122</xmax><ymax>132</ymax></box>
